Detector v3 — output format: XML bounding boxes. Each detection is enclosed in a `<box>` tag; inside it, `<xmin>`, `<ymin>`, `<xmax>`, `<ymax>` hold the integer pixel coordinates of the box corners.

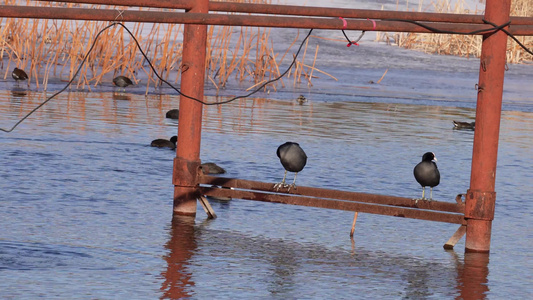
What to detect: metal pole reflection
<box><xmin>456</xmin><ymin>252</ymin><xmax>490</xmax><ymax>299</ymax></box>
<box><xmin>160</xmin><ymin>216</ymin><xmax>197</xmax><ymax>299</ymax></box>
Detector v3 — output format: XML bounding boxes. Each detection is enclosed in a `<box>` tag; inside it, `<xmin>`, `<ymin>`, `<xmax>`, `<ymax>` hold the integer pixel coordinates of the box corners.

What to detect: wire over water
<box><xmin>1</xmin><ymin>17</ymin><xmax>531</xmax><ymax>133</ymax></box>
<box><xmin>1</xmin><ymin>23</ymin><xmax>313</xmax><ymax>133</ymax></box>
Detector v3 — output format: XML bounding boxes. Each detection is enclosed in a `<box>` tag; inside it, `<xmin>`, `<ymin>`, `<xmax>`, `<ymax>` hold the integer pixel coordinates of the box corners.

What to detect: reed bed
<box><xmin>0</xmin><ymin>0</ymin><xmax>333</xmax><ymax>93</ymax></box>
<box><xmin>376</xmin><ymin>0</ymin><xmax>532</xmax><ymax>64</ymax></box>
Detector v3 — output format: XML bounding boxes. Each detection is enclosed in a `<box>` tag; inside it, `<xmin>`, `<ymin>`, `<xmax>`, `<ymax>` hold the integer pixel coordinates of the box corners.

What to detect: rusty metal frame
<box><xmin>3</xmin><ymin>0</ymin><xmax>531</xmax><ymax>252</ymax></box>
<box><xmin>32</xmin><ymin>0</ymin><xmax>533</xmax><ymax>25</ymax></box>
<box><xmin>199</xmin><ymin>175</ymin><xmax>466</xmax><ymax>225</ymax></box>
<box><xmin>2</xmin><ymin>5</ymin><xmax>532</xmax><ymax>34</ymax></box>
<box><xmin>465</xmin><ymin>0</ymin><xmax>512</xmax><ymax>253</ymax></box>
<box><xmin>171</xmin><ymin>0</ymin><xmax>209</xmax><ymax>216</ymax></box>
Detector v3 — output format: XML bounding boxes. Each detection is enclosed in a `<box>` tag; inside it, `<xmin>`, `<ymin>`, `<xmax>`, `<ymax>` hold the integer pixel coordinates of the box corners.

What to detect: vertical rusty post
<box><xmin>466</xmin><ymin>0</ymin><xmax>511</xmax><ymax>252</ymax></box>
<box><xmin>172</xmin><ymin>0</ymin><xmax>208</xmax><ymax>216</ymax></box>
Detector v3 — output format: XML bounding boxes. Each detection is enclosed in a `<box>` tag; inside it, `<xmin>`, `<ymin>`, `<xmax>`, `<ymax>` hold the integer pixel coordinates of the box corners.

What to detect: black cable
<box><xmin>341</xmin><ymin>30</ymin><xmax>365</xmax><ymax>46</ymax></box>
<box><xmin>1</xmin><ymin>23</ymin><xmax>313</xmax><ymax>132</ymax></box>
<box><xmin>1</xmin><ymin>22</ymin><xmax>118</xmax><ymax>133</ymax></box>
<box><xmin>2</xmin><ymin>18</ymin><xmax>531</xmax><ymax>133</ymax></box>
<box><xmin>118</xmin><ymin>22</ymin><xmax>313</xmax><ymax>105</ymax></box>
<box><xmin>340</xmin><ymin>17</ymin><xmax>531</xmax><ymax>58</ymax></box>
<box><xmin>339</xmin><ymin>18</ymin><xmax>507</xmax><ymax>45</ymax></box>
<box><xmin>482</xmin><ymin>19</ymin><xmax>533</xmax><ymax>56</ymax></box>
<box><xmin>385</xmin><ymin>17</ymin><xmax>532</xmax><ymax>56</ymax></box>
<box><xmin>385</xmin><ymin>18</ymin><xmax>511</xmax><ymax>35</ymax></box>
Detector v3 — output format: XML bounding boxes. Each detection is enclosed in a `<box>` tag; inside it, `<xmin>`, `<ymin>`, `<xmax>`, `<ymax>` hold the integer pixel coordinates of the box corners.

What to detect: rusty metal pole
<box><xmin>465</xmin><ymin>0</ymin><xmax>511</xmax><ymax>252</ymax></box>
<box><xmin>172</xmin><ymin>0</ymin><xmax>208</xmax><ymax>216</ymax></box>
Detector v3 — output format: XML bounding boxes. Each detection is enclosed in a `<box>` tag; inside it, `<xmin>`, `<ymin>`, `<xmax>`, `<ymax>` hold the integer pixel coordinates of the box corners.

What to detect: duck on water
<box><xmin>151</xmin><ymin>136</ymin><xmax>177</xmax><ymax>149</ymax></box>
<box><xmin>150</xmin><ymin>136</ymin><xmax>226</xmax><ymax>175</ymax></box>
<box><xmin>453</xmin><ymin>120</ymin><xmax>475</xmax><ymax>130</ymax></box>
<box><xmin>166</xmin><ymin>109</ymin><xmax>179</xmax><ymax>119</ymax></box>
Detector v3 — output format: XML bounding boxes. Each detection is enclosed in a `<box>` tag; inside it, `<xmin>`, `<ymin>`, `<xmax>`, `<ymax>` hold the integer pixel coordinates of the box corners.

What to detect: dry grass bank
<box><xmin>376</xmin><ymin>0</ymin><xmax>532</xmax><ymax>64</ymax></box>
<box><xmin>0</xmin><ymin>0</ymin><xmax>330</xmax><ymax>92</ymax></box>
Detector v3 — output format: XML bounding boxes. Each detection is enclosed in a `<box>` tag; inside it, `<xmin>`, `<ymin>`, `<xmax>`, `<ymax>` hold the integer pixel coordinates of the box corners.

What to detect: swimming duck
<box><xmin>200</xmin><ymin>162</ymin><xmax>226</xmax><ymax>175</ymax></box>
<box><xmin>150</xmin><ymin>136</ymin><xmax>177</xmax><ymax>149</ymax></box>
<box><xmin>166</xmin><ymin>109</ymin><xmax>179</xmax><ymax>119</ymax></box>
<box><xmin>453</xmin><ymin>120</ymin><xmax>475</xmax><ymax>130</ymax></box>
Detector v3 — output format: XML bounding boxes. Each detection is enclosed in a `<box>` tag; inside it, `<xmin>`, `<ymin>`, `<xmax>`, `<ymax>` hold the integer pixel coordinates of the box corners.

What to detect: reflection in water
<box><xmin>160</xmin><ymin>216</ymin><xmax>197</xmax><ymax>299</ymax></box>
<box><xmin>112</xmin><ymin>93</ymin><xmax>132</xmax><ymax>101</ymax></box>
<box><xmin>11</xmin><ymin>88</ymin><xmax>27</xmax><ymax>97</ymax></box>
<box><xmin>265</xmin><ymin>241</ymin><xmax>299</xmax><ymax>296</ymax></box>
<box><xmin>402</xmin><ymin>264</ymin><xmax>433</xmax><ymax>299</ymax></box>
<box><xmin>456</xmin><ymin>252</ymin><xmax>490</xmax><ymax>300</ymax></box>
<box><xmin>159</xmin><ymin>218</ymin><xmax>492</xmax><ymax>299</ymax></box>
<box><xmin>0</xmin><ymin>89</ymin><xmax>528</xmax><ymax>298</ymax></box>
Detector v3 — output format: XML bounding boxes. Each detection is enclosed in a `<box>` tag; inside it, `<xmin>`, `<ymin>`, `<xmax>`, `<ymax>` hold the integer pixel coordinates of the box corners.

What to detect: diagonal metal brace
<box><xmin>444</xmin><ymin>225</ymin><xmax>467</xmax><ymax>249</ymax></box>
<box><xmin>199</xmin><ymin>196</ymin><xmax>217</xmax><ymax>219</ymax></box>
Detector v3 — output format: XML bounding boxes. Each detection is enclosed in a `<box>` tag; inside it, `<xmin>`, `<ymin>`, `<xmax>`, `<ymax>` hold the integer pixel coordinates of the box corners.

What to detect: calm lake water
<box><xmin>1</xmin><ymin>79</ymin><xmax>532</xmax><ymax>298</ymax></box>
<box><xmin>1</xmin><ymin>0</ymin><xmax>533</xmax><ymax>296</ymax></box>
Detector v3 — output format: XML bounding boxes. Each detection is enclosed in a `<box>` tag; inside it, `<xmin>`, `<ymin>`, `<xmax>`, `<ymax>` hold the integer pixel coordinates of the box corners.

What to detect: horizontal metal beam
<box><xmin>3</xmin><ymin>5</ymin><xmax>532</xmax><ymax>35</ymax></box>
<box><xmin>42</xmin><ymin>0</ymin><xmax>195</xmax><ymax>10</ymax></box>
<box><xmin>199</xmin><ymin>175</ymin><xmax>465</xmax><ymax>214</ymax></box>
<box><xmin>199</xmin><ymin>185</ymin><xmax>466</xmax><ymax>225</ymax></box>
<box><xmin>199</xmin><ymin>175</ymin><xmax>466</xmax><ymax>224</ymax></box>
<box><xmin>39</xmin><ymin>0</ymin><xmax>533</xmax><ymax>25</ymax></box>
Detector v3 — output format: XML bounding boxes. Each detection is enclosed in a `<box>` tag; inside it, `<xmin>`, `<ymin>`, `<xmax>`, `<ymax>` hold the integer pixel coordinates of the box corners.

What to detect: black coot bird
<box><xmin>200</xmin><ymin>162</ymin><xmax>226</xmax><ymax>175</ymax></box>
<box><xmin>453</xmin><ymin>120</ymin><xmax>475</xmax><ymax>130</ymax></box>
<box><xmin>166</xmin><ymin>109</ymin><xmax>179</xmax><ymax>119</ymax></box>
<box><xmin>12</xmin><ymin>67</ymin><xmax>28</xmax><ymax>86</ymax></box>
<box><xmin>413</xmin><ymin>152</ymin><xmax>440</xmax><ymax>200</ymax></box>
<box><xmin>274</xmin><ymin>142</ymin><xmax>307</xmax><ymax>191</ymax></box>
<box><xmin>151</xmin><ymin>136</ymin><xmax>177</xmax><ymax>150</ymax></box>
<box><xmin>113</xmin><ymin>76</ymin><xmax>133</xmax><ymax>91</ymax></box>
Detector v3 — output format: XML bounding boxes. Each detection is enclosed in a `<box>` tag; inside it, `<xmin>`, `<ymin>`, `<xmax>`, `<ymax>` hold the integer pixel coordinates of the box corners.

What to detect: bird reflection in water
<box><xmin>112</xmin><ymin>93</ymin><xmax>131</xmax><ymax>101</ymax></box>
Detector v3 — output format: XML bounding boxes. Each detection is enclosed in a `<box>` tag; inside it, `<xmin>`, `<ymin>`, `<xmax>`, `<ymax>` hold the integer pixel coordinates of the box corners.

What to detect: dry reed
<box><xmin>376</xmin><ymin>0</ymin><xmax>532</xmax><ymax>64</ymax></box>
<box><xmin>0</xmin><ymin>0</ymin><xmax>335</xmax><ymax>93</ymax></box>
